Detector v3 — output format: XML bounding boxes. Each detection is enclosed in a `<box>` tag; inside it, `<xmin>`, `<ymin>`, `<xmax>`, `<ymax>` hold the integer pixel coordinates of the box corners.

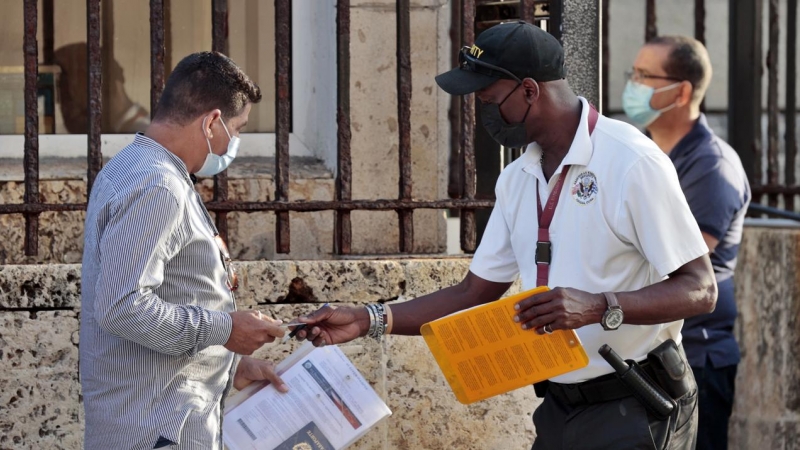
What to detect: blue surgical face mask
<box><xmin>622</xmin><ymin>80</ymin><xmax>680</xmax><ymax>128</ymax></box>
<box><xmin>196</xmin><ymin>116</ymin><xmax>240</xmax><ymax>177</ymax></box>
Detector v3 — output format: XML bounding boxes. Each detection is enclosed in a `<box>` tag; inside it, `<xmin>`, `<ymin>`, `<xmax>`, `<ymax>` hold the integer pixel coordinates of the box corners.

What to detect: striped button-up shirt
<box><xmin>80</xmin><ymin>134</ymin><xmax>239</xmax><ymax>450</ymax></box>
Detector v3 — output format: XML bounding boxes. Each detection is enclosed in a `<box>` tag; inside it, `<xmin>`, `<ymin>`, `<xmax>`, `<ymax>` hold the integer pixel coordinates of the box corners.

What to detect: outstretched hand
<box><xmin>293</xmin><ymin>305</ymin><xmax>370</xmax><ymax>347</ymax></box>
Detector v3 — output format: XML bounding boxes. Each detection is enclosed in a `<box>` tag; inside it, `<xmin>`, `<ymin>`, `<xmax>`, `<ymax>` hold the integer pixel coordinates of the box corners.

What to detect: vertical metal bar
<box><xmin>275</xmin><ymin>0</ymin><xmax>292</xmax><ymax>254</ymax></box>
<box><xmin>87</xmin><ymin>0</ymin><xmax>102</xmax><ymax>194</ymax></box>
<box><xmin>397</xmin><ymin>0</ymin><xmax>413</xmax><ymax>253</ymax></box>
<box><xmin>694</xmin><ymin>0</ymin><xmax>705</xmax><ymax>44</ymax></box>
<box><xmin>601</xmin><ymin>0</ymin><xmax>610</xmax><ymax>114</ymax></box>
<box><xmin>460</xmin><ymin>0</ymin><xmax>477</xmax><ymax>253</ymax></box>
<box><xmin>42</xmin><ymin>0</ymin><xmax>54</xmax><ymax>64</ymax></box>
<box><xmin>23</xmin><ymin>0</ymin><xmax>39</xmax><ymax>257</ymax></box>
<box><xmin>519</xmin><ymin>0</ymin><xmax>536</xmax><ymax>23</ymax></box>
<box><xmin>548</xmin><ymin>0</ymin><xmax>563</xmax><ymax>43</ymax></box>
<box><xmin>766</xmin><ymin>0</ymin><xmax>779</xmax><ymax>208</ymax></box>
<box><xmin>786</xmin><ymin>0</ymin><xmax>797</xmax><ymax>211</ymax></box>
<box><xmin>336</xmin><ymin>0</ymin><xmax>352</xmax><ymax>255</ymax></box>
<box><xmin>448</xmin><ymin>0</ymin><xmax>463</xmax><ymax>199</ymax></box>
<box><xmin>695</xmin><ymin>0</ymin><xmax>706</xmax><ymax>112</ymax></box>
<box><xmin>645</xmin><ymin>0</ymin><xmax>657</xmax><ymax>42</ymax></box>
<box><xmin>729</xmin><ymin>0</ymin><xmax>762</xmax><ymax>190</ymax></box>
<box><xmin>150</xmin><ymin>0</ymin><xmax>166</xmax><ymax>118</ymax></box>
<box><xmin>211</xmin><ymin>0</ymin><xmax>230</xmax><ymax>239</ymax></box>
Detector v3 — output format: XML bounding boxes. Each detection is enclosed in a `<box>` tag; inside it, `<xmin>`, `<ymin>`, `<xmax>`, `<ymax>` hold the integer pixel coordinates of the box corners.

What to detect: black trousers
<box><xmin>531</xmin><ymin>383</ymin><xmax>698</xmax><ymax>449</ymax></box>
<box><xmin>691</xmin><ymin>360</ymin><xmax>737</xmax><ymax>450</ymax></box>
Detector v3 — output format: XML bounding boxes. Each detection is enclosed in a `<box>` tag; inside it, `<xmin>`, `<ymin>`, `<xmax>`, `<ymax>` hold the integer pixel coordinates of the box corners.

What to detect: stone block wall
<box><xmin>2</xmin><ymin>227</ymin><xmax>798</xmax><ymax>449</ymax></box>
<box><xmin>0</xmin><ymin>259</ymin><xmax>535</xmax><ymax>450</ymax></box>
<box><xmin>729</xmin><ymin>228</ymin><xmax>800</xmax><ymax>449</ymax></box>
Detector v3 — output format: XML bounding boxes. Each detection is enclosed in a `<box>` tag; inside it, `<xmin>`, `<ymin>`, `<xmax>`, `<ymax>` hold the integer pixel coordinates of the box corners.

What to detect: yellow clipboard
<box><xmin>421</xmin><ymin>287</ymin><xmax>589</xmax><ymax>404</ymax></box>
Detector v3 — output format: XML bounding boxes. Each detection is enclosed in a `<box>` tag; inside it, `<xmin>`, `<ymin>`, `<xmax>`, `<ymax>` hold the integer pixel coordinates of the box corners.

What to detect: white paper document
<box><xmin>223</xmin><ymin>343</ymin><xmax>392</xmax><ymax>450</ymax></box>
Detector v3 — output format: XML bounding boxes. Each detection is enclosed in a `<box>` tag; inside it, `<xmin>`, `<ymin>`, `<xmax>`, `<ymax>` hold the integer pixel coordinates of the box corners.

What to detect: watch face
<box><xmin>604</xmin><ymin>309</ymin><xmax>624</xmax><ymax>330</ymax></box>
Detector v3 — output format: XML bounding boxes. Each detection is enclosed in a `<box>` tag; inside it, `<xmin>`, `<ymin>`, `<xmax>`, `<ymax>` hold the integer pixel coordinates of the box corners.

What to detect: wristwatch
<box><xmin>601</xmin><ymin>292</ymin><xmax>624</xmax><ymax>330</ymax></box>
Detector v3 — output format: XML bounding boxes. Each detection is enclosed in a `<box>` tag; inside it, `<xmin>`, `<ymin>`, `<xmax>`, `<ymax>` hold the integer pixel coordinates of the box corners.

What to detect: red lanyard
<box><xmin>535</xmin><ymin>105</ymin><xmax>599</xmax><ymax>287</ymax></box>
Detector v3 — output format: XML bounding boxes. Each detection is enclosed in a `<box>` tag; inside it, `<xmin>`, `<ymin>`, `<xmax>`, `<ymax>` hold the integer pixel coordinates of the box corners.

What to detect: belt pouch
<box><xmin>646</xmin><ymin>339</ymin><xmax>691</xmax><ymax>399</ymax></box>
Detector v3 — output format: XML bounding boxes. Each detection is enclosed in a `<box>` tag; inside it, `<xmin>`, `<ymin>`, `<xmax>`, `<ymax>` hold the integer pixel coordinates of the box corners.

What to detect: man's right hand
<box><xmin>295</xmin><ymin>305</ymin><xmax>370</xmax><ymax>347</ymax></box>
<box><xmin>224</xmin><ymin>310</ymin><xmax>285</xmax><ymax>355</ymax></box>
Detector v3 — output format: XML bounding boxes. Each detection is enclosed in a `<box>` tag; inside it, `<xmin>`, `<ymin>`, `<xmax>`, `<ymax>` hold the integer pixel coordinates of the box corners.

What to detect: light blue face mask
<box><xmin>196</xmin><ymin>116</ymin><xmax>240</xmax><ymax>177</ymax></box>
<box><xmin>622</xmin><ymin>80</ymin><xmax>681</xmax><ymax>128</ymax></box>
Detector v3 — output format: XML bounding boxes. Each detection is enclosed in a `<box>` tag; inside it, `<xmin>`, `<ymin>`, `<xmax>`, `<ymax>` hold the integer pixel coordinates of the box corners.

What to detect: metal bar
<box><xmin>645</xmin><ymin>0</ymin><xmax>657</xmax><ymax>42</ymax></box>
<box><xmin>786</xmin><ymin>0</ymin><xmax>797</xmax><ymax>212</ymax></box>
<box><xmin>694</xmin><ymin>0</ymin><xmax>706</xmax><ymax>112</ymax></box>
<box><xmin>519</xmin><ymin>0</ymin><xmax>537</xmax><ymax>23</ymax></box>
<box><xmin>694</xmin><ymin>0</ymin><xmax>705</xmax><ymax>44</ymax></box>
<box><xmin>460</xmin><ymin>0</ymin><xmax>477</xmax><ymax>253</ymax></box>
<box><xmin>397</xmin><ymin>0</ymin><xmax>414</xmax><ymax>253</ymax></box>
<box><xmin>42</xmin><ymin>0</ymin><xmax>54</xmax><ymax>64</ymax></box>
<box><xmin>548</xmin><ymin>0</ymin><xmax>563</xmax><ymax>42</ymax></box>
<box><xmin>275</xmin><ymin>0</ymin><xmax>292</xmax><ymax>254</ymax></box>
<box><xmin>336</xmin><ymin>0</ymin><xmax>352</xmax><ymax>255</ymax></box>
<box><xmin>205</xmin><ymin>199</ymin><xmax>496</xmax><ymax>212</ymax></box>
<box><xmin>211</xmin><ymin>0</ymin><xmax>230</xmax><ymax>239</ymax></box>
<box><xmin>753</xmin><ymin>185</ymin><xmax>800</xmax><ymax>195</ymax></box>
<box><xmin>748</xmin><ymin>202</ymin><xmax>800</xmax><ymax>221</ymax></box>
<box><xmin>601</xmin><ymin>0</ymin><xmax>609</xmax><ymax>114</ymax></box>
<box><xmin>23</xmin><ymin>0</ymin><xmax>39</xmax><ymax>257</ymax></box>
<box><xmin>0</xmin><ymin>199</ymin><xmax>497</xmax><ymax>215</ymax></box>
<box><xmin>150</xmin><ymin>0</ymin><xmax>166</xmax><ymax>118</ymax></box>
<box><xmin>767</xmin><ymin>0</ymin><xmax>780</xmax><ymax>208</ymax></box>
<box><xmin>729</xmin><ymin>0</ymin><xmax>763</xmax><ymax>188</ymax></box>
<box><xmin>87</xmin><ymin>0</ymin><xmax>102</xmax><ymax>194</ymax></box>
<box><xmin>448</xmin><ymin>0</ymin><xmax>463</xmax><ymax>199</ymax></box>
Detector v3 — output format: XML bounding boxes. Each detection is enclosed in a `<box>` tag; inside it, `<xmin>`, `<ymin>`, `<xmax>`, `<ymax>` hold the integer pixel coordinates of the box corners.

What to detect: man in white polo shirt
<box><xmin>294</xmin><ymin>21</ymin><xmax>716</xmax><ymax>449</ymax></box>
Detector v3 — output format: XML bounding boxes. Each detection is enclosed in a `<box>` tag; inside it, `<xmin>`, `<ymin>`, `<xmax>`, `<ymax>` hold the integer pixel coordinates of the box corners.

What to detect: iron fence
<box><xmin>602</xmin><ymin>0</ymin><xmax>800</xmax><ymax>217</ymax></box>
<box><xmin>0</xmin><ymin>0</ymin><xmax>555</xmax><ymax>258</ymax></box>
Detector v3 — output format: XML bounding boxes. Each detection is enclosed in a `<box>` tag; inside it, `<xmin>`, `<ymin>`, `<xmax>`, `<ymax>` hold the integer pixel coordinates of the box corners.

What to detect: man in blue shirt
<box><xmin>624</xmin><ymin>36</ymin><xmax>751</xmax><ymax>449</ymax></box>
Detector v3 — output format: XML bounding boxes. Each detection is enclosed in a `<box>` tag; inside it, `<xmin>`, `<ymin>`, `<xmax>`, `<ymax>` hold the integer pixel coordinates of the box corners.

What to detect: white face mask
<box><xmin>195</xmin><ymin>116</ymin><xmax>240</xmax><ymax>177</ymax></box>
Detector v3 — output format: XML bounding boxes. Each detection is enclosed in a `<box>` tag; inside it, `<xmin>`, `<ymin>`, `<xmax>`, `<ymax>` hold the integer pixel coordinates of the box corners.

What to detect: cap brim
<box><xmin>435</xmin><ymin>67</ymin><xmax>499</xmax><ymax>96</ymax></box>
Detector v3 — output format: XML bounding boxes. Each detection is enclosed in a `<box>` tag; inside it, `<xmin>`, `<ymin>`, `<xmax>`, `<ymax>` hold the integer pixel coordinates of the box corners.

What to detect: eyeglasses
<box><xmin>213</xmin><ymin>234</ymin><xmax>239</xmax><ymax>291</ymax></box>
<box><xmin>625</xmin><ymin>70</ymin><xmax>683</xmax><ymax>83</ymax></box>
<box><xmin>459</xmin><ymin>46</ymin><xmax>522</xmax><ymax>84</ymax></box>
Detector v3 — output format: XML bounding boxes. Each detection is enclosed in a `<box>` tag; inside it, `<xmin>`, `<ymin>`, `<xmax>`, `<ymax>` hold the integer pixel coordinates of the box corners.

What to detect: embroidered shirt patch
<box><xmin>571</xmin><ymin>171</ymin><xmax>598</xmax><ymax>205</ymax></box>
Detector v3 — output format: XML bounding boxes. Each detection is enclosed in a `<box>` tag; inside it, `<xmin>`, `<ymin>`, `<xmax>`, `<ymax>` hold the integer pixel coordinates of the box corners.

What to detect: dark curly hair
<box><xmin>153</xmin><ymin>51</ymin><xmax>261</xmax><ymax>125</ymax></box>
<box><xmin>647</xmin><ymin>35</ymin><xmax>712</xmax><ymax>106</ymax></box>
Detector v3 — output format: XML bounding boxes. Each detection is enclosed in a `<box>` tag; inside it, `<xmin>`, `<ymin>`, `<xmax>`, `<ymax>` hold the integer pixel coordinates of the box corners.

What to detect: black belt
<box><xmin>543</xmin><ymin>360</ymin><xmax>656</xmax><ymax>407</ymax></box>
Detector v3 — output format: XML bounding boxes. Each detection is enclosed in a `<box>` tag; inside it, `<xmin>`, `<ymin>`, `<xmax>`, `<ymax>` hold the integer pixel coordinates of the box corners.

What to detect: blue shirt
<box><xmin>668</xmin><ymin>114</ymin><xmax>750</xmax><ymax>369</ymax></box>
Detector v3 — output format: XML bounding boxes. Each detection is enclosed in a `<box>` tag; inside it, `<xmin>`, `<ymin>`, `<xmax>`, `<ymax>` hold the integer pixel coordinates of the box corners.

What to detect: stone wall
<box><xmin>0</xmin><ymin>258</ymin><xmax>534</xmax><ymax>450</ymax></box>
<box><xmin>729</xmin><ymin>227</ymin><xmax>800</xmax><ymax>449</ymax></box>
<box><xmin>2</xmin><ymin>227</ymin><xmax>798</xmax><ymax>449</ymax></box>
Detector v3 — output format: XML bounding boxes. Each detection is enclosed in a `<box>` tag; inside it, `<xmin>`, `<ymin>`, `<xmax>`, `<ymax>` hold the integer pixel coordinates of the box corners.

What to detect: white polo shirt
<box><xmin>470</xmin><ymin>97</ymin><xmax>708</xmax><ymax>384</ymax></box>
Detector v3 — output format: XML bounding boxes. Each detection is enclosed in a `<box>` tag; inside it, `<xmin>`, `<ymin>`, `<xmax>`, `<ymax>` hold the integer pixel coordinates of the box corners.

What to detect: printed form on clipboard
<box><xmin>421</xmin><ymin>286</ymin><xmax>589</xmax><ymax>404</ymax></box>
<box><xmin>223</xmin><ymin>343</ymin><xmax>391</xmax><ymax>450</ymax></box>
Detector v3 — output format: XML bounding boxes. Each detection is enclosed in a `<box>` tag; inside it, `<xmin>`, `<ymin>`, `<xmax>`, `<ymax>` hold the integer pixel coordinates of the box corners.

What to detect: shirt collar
<box><xmin>522</xmin><ymin>97</ymin><xmax>595</xmax><ymax>175</ymax></box>
<box><xmin>133</xmin><ymin>132</ymin><xmax>192</xmax><ymax>182</ymax></box>
<box><xmin>668</xmin><ymin>113</ymin><xmax>713</xmax><ymax>162</ymax></box>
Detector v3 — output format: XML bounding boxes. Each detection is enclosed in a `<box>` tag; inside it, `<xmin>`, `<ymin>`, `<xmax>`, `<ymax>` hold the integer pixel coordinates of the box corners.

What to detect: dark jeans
<box><xmin>531</xmin><ymin>385</ymin><xmax>698</xmax><ymax>449</ymax></box>
<box><xmin>692</xmin><ymin>360</ymin><xmax>737</xmax><ymax>450</ymax></box>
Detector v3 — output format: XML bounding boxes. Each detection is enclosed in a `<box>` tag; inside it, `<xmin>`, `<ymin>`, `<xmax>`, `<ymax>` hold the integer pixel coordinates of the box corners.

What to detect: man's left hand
<box><xmin>233</xmin><ymin>356</ymin><xmax>289</xmax><ymax>392</ymax></box>
<box><xmin>513</xmin><ymin>287</ymin><xmax>606</xmax><ymax>334</ymax></box>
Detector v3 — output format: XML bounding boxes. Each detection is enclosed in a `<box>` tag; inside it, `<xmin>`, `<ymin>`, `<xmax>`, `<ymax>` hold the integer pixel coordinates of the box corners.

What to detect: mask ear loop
<box><xmin>202</xmin><ymin>116</ymin><xmax>214</xmax><ymax>154</ymax></box>
<box><xmin>652</xmin><ymin>82</ymin><xmax>683</xmax><ymax>113</ymax></box>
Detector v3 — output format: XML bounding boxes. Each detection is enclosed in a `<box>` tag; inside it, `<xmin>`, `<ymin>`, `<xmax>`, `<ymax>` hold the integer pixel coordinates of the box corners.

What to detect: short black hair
<box><xmin>646</xmin><ymin>35</ymin><xmax>712</xmax><ymax>105</ymax></box>
<box><xmin>153</xmin><ymin>51</ymin><xmax>261</xmax><ymax>125</ymax></box>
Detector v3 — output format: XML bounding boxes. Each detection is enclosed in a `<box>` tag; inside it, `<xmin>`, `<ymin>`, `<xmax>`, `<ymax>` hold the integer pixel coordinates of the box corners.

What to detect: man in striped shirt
<box><xmin>81</xmin><ymin>52</ymin><xmax>287</xmax><ymax>450</ymax></box>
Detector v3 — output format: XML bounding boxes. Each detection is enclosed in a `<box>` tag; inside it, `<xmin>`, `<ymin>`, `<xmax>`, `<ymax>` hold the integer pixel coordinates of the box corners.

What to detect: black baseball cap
<box><xmin>435</xmin><ymin>21</ymin><xmax>565</xmax><ymax>96</ymax></box>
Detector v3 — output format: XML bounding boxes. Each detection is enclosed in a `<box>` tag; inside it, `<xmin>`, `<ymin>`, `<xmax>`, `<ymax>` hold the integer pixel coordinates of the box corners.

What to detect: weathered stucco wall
<box><xmin>729</xmin><ymin>227</ymin><xmax>800</xmax><ymax>449</ymax></box>
<box><xmin>0</xmin><ymin>259</ymin><xmax>534</xmax><ymax>450</ymax></box>
<box><xmin>1</xmin><ymin>227</ymin><xmax>798</xmax><ymax>449</ymax></box>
